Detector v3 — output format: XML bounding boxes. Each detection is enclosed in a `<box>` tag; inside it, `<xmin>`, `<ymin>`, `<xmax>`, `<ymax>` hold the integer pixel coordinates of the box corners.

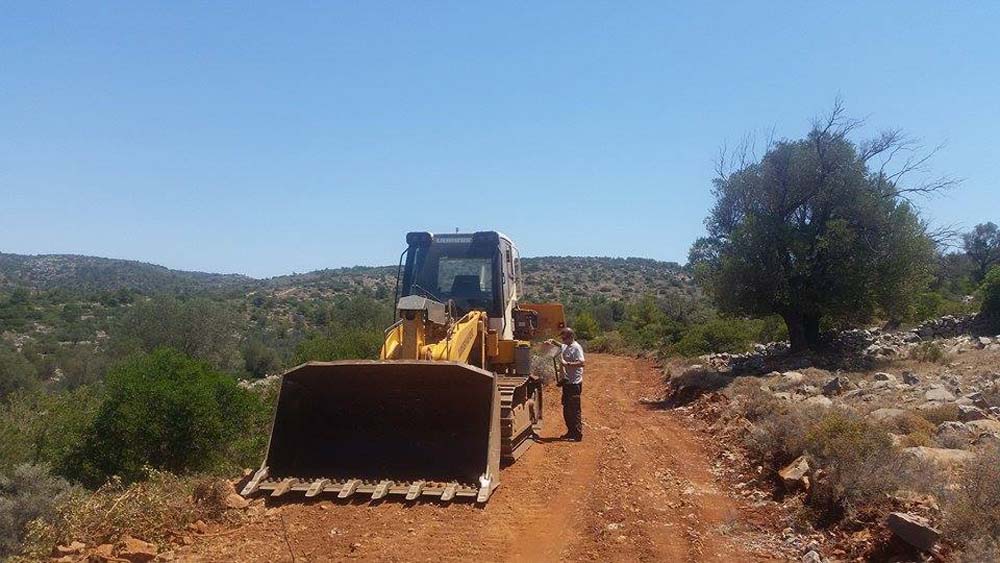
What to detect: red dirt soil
<box><xmin>175</xmin><ymin>355</ymin><xmax>786</xmax><ymax>562</ymax></box>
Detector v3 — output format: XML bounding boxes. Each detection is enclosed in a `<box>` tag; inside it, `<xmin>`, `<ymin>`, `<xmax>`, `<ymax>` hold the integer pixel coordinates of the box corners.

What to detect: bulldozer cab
<box><xmin>399</xmin><ymin>231</ymin><xmax>518</xmax><ymax>336</ymax></box>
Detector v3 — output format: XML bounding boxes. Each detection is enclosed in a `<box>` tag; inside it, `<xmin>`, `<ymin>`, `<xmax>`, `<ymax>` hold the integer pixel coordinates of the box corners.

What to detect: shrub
<box><xmin>982</xmin><ymin>266</ymin><xmax>1000</xmax><ymax>318</ymax></box>
<box><xmin>0</xmin><ymin>344</ymin><xmax>39</xmax><ymax>401</ymax></box>
<box><xmin>918</xmin><ymin>403</ymin><xmax>961</xmax><ymax>426</ymax></box>
<box><xmin>803</xmin><ymin>411</ymin><xmax>900</xmax><ymax>518</ymax></box>
<box><xmin>66</xmin><ymin>349</ymin><xmax>267</xmax><ymax>486</ymax></box>
<box><xmin>726</xmin><ymin>378</ymin><xmax>781</xmax><ymax>422</ymax></box>
<box><xmin>745</xmin><ymin>403</ymin><xmax>827</xmax><ymax>466</ymax></box>
<box><xmin>909</xmin><ymin>341</ymin><xmax>949</xmax><ymax>364</ymax></box>
<box><xmin>17</xmin><ymin>471</ymin><xmax>241</xmax><ymax>560</ymax></box>
<box><xmin>292</xmin><ymin>328</ymin><xmax>383</xmax><ymax>364</ymax></box>
<box><xmin>671</xmin><ymin>318</ymin><xmax>758</xmax><ymax>357</ymax></box>
<box><xmin>0</xmin><ymin>464</ymin><xmax>75</xmax><ymax>558</ymax></box>
<box><xmin>0</xmin><ymin>388</ymin><xmax>101</xmax><ymax>476</ymax></box>
<box><xmin>881</xmin><ymin>412</ymin><xmax>936</xmax><ymax>448</ymax></box>
<box><xmin>572</xmin><ymin>311</ymin><xmax>600</xmax><ymax>340</ymax></box>
<box><xmin>944</xmin><ymin>447</ymin><xmax>1000</xmax><ymax>551</ymax></box>
<box><xmin>588</xmin><ymin>331</ymin><xmax>629</xmax><ymax>354</ymax></box>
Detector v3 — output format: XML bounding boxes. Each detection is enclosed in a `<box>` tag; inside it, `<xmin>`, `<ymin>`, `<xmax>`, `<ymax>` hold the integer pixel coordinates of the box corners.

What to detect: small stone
<box><xmin>224</xmin><ymin>493</ymin><xmax>250</xmax><ymax>509</ymax></box>
<box><xmin>779</xmin><ymin>455</ymin><xmax>811</xmax><ymax>490</ymax></box>
<box><xmin>902</xmin><ymin>372</ymin><xmax>920</xmax><ymax>385</ymax></box>
<box><xmin>870</xmin><ymin>408</ymin><xmax>906</xmax><ymax>421</ymax></box>
<box><xmin>957</xmin><ymin>404</ymin><xmax>987</xmax><ymax>422</ymax></box>
<box><xmin>92</xmin><ymin>544</ymin><xmax>115</xmax><ymax>560</ymax></box>
<box><xmin>782</xmin><ymin>371</ymin><xmax>805</xmax><ymax>381</ymax></box>
<box><xmin>55</xmin><ymin>541</ymin><xmax>86</xmax><ymax>555</ymax></box>
<box><xmin>967</xmin><ymin>419</ymin><xmax>1000</xmax><ymax>436</ymax></box>
<box><xmin>802</xmin><ymin>550</ymin><xmax>823</xmax><ymax>563</ymax></box>
<box><xmin>874</xmin><ymin>372</ymin><xmax>897</xmax><ymax>383</ymax></box>
<box><xmin>119</xmin><ymin>536</ymin><xmax>158</xmax><ymax>563</ymax></box>
<box><xmin>902</xmin><ymin>446</ymin><xmax>975</xmax><ymax>468</ymax></box>
<box><xmin>886</xmin><ymin>512</ymin><xmax>940</xmax><ymax>551</ymax></box>
<box><xmin>822</xmin><ymin>376</ymin><xmax>852</xmax><ymax>396</ymax></box>
<box><xmin>803</xmin><ymin>395</ymin><xmax>833</xmax><ymax>408</ymax></box>
<box><xmin>925</xmin><ymin>387</ymin><xmax>956</xmax><ymax>402</ymax></box>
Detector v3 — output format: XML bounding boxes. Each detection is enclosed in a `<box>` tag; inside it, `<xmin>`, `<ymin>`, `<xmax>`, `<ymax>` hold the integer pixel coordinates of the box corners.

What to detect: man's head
<box><xmin>560</xmin><ymin>327</ymin><xmax>576</xmax><ymax>344</ymax></box>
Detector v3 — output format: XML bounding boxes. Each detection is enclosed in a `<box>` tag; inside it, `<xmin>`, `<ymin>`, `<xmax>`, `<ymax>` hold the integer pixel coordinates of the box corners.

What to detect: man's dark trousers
<box><xmin>561</xmin><ymin>382</ymin><xmax>583</xmax><ymax>439</ymax></box>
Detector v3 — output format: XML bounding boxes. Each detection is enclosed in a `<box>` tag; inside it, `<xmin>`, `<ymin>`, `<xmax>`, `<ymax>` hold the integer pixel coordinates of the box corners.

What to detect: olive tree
<box><xmin>963</xmin><ymin>222</ymin><xmax>1000</xmax><ymax>281</ymax></box>
<box><xmin>690</xmin><ymin>104</ymin><xmax>947</xmax><ymax>351</ymax></box>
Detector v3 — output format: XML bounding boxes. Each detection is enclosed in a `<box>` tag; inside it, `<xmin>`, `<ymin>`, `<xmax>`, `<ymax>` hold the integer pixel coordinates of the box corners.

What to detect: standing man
<box><xmin>551</xmin><ymin>327</ymin><xmax>585</xmax><ymax>441</ymax></box>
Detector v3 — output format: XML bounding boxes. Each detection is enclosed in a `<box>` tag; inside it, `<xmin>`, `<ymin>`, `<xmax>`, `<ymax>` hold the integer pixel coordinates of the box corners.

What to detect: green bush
<box><xmin>66</xmin><ymin>349</ymin><xmax>267</xmax><ymax>486</ymax></box>
<box><xmin>573</xmin><ymin>311</ymin><xmax>600</xmax><ymax>340</ymax></box>
<box><xmin>0</xmin><ymin>388</ymin><xmax>101</xmax><ymax>476</ymax></box>
<box><xmin>982</xmin><ymin>266</ymin><xmax>1000</xmax><ymax>317</ymax></box>
<box><xmin>587</xmin><ymin>331</ymin><xmax>629</xmax><ymax>354</ymax></box>
<box><xmin>671</xmin><ymin>318</ymin><xmax>756</xmax><ymax>357</ymax></box>
<box><xmin>0</xmin><ymin>464</ymin><xmax>75</xmax><ymax>558</ymax></box>
<box><xmin>293</xmin><ymin>328</ymin><xmax>383</xmax><ymax>364</ymax></box>
<box><xmin>0</xmin><ymin>344</ymin><xmax>39</xmax><ymax>401</ymax></box>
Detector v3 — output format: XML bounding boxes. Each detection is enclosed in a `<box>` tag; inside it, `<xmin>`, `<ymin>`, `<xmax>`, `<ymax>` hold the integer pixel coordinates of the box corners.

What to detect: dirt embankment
<box><xmin>175</xmin><ymin>355</ymin><xmax>787</xmax><ymax>562</ymax></box>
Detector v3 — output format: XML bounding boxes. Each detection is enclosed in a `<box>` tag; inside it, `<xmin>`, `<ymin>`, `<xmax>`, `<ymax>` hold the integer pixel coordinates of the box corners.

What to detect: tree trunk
<box><xmin>783</xmin><ymin>312</ymin><xmax>807</xmax><ymax>352</ymax></box>
<box><xmin>783</xmin><ymin>311</ymin><xmax>821</xmax><ymax>352</ymax></box>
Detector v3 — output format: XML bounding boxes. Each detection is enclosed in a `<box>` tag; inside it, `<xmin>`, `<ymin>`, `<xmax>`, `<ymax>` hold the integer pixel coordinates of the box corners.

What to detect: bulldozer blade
<box><xmin>255</xmin><ymin>360</ymin><xmax>501</xmax><ymax>503</ymax></box>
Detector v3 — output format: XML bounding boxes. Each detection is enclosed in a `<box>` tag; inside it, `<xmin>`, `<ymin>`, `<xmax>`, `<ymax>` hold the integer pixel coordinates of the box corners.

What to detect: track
<box><xmin>176</xmin><ymin>355</ymin><xmax>782</xmax><ymax>562</ymax></box>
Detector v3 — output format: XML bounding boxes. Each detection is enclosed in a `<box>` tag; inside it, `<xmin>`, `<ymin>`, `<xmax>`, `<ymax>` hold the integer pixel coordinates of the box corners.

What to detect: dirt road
<box><xmin>177</xmin><ymin>355</ymin><xmax>782</xmax><ymax>562</ymax></box>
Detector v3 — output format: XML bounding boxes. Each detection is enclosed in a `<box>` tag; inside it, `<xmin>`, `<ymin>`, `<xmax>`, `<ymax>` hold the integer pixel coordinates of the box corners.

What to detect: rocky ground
<box><xmin>668</xmin><ymin>315</ymin><xmax>1000</xmax><ymax>561</ymax></box>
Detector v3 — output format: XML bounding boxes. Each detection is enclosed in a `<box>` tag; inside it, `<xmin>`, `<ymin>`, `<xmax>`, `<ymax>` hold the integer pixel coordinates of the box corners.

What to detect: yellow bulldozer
<box><xmin>242</xmin><ymin>231</ymin><xmax>564</xmax><ymax>503</ymax></box>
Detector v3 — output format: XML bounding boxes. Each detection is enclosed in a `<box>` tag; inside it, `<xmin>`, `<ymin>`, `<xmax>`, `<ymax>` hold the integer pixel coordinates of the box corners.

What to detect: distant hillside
<box><xmin>0</xmin><ymin>253</ymin><xmax>254</xmax><ymax>294</ymax></box>
<box><xmin>0</xmin><ymin>252</ymin><xmax>690</xmax><ymax>302</ymax></box>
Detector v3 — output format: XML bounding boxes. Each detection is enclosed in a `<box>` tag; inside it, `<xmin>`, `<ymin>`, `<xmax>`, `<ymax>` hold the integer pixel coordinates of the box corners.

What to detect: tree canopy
<box><xmin>690</xmin><ymin>105</ymin><xmax>944</xmax><ymax>350</ymax></box>
<box><xmin>963</xmin><ymin>222</ymin><xmax>1000</xmax><ymax>281</ymax></box>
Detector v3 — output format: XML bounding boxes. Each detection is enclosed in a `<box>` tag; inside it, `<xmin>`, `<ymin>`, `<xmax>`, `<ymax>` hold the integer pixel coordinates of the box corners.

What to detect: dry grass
<box><xmin>15</xmin><ymin>471</ymin><xmax>242</xmax><ymax>560</ymax></box>
<box><xmin>918</xmin><ymin>403</ymin><xmax>962</xmax><ymax>425</ymax></box>
<box><xmin>944</xmin><ymin>447</ymin><xmax>1000</xmax><ymax>550</ymax></box>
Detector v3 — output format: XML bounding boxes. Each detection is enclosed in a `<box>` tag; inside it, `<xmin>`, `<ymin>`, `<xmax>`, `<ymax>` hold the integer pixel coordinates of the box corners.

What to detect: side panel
<box><xmin>518</xmin><ymin>303</ymin><xmax>566</xmax><ymax>338</ymax></box>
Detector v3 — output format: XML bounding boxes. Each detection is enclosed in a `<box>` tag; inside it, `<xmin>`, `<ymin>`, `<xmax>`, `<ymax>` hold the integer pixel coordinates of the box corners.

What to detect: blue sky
<box><xmin>2</xmin><ymin>2</ymin><xmax>998</xmax><ymax>277</ymax></box>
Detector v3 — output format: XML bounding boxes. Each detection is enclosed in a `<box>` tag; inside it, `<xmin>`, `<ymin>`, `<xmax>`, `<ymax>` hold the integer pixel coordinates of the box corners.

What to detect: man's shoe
<box><xmin>570</xmin><ymin>435</ymin><xmax>583</xmax><ymax>442</ymax></box>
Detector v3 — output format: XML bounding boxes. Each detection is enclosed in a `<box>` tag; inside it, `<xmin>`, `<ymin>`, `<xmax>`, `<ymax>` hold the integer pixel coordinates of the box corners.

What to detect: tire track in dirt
<box><xmin>175</xmin><ymin>355</ymin><xmax>779</xmax><ymax>562</ymax></box>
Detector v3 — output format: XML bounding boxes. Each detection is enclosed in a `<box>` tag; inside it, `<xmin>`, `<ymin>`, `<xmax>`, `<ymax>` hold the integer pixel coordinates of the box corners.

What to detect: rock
<box><xmin>119</xmin><ymin>537</ymin><xmax>158</xmax><ymax>563</ymax></box>
<box><xmin>822</xmin><ymin>376</ymin><xmax>852</xmax><ymax>396</ymax></box>
<box><xmin>902</xmin><ymin>372</ymin><xmax>920</xmax><ymax>385</ymax></box>
<box><xmin>924</xmin><ymin>387</ymin><xmax>956</xmax><ymax>402</ymax></box>
<box><xmin>957</xmin><ymin>404</ymin><xmax>987</xmax><ymax>421</ymax></box>
<box><xmin>224</xmin><ymin>493</ymin><xmax>250</xmax><ymax>509</ymax></box>
<box><xmin>804</xmin><ymin>395</ymin><xmax>833</xmax><ymax>408</ymax></box>
<box><xmin>965</xmin><ymin>391</ymin><xmax>989</xmax><ymax>409</ymax></box>
<box><xmin>802</xmin><ymin>550</ymin><xmax>823</xmax><ymax>563</ymax></box>
<box><xmin>870</xmin><ymin>408</ymin><xmax>907</xmax><ymax>421</ymax></box>
<box><xmin>902</xmin><ymin>446</ymin><xmax>975</xmax><ymax>468</ymax></box>
<box><xmin>886</xmin><ymin>512</ymin><xmax>940</xmax><ymax>552</ymax></box>
<box><xmin>779</xmin><ymin>455</ymin><xmax>810</xmax><ymax>490</ymax></box>
<box><xmin>935</xmin><ymin>421</ymin><xmax>974</xmax><ymax>447</ymax></box>
<box><xmin>874</xmin><ymin>372</ymin><xmax>898</xmax><ymax>383</ymax></box>
<box><xmin>782</xmin><ymin>371</ymin><xmax>805</xmax><ymax>385</ymax></box>
<box><xmin>55</xmin><ymin>541</ymin><xmax>86</xmax><ymax>555</ymax></box>
<box><xmin>967</xmin><ymin>419</ymin><xmax>1000</xmax><ymax>436</ymax></box>
<box><xmin>92</xmin><ymin>544</ymin><xmax>115</xmax><ymax>560</ymax></box>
